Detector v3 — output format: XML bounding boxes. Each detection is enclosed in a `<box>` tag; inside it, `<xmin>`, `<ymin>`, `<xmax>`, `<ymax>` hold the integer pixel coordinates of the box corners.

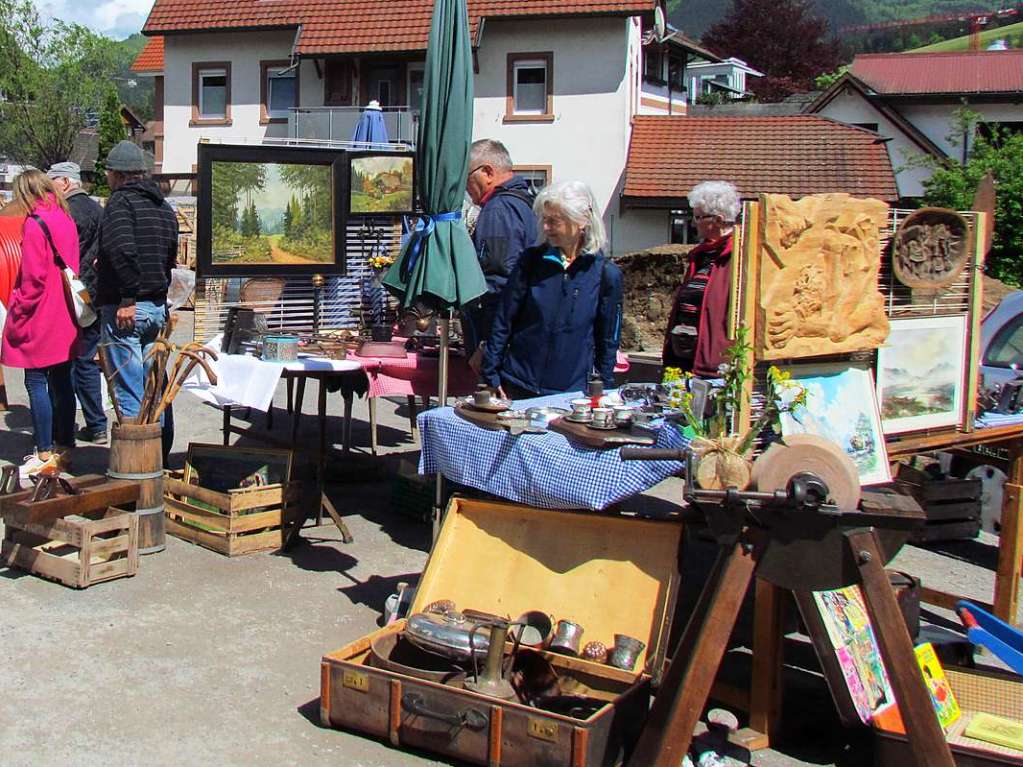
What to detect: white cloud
<box><xmin>31</xmin><ymin>0</ymin><xmax>150</xmax><ymax>39</ymax></box>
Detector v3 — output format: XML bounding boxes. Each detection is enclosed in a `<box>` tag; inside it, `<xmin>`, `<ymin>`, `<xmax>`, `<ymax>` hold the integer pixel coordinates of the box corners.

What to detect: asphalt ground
<box><xmin>0</xmin><ymin>311</ymin><xmax>1017</xmax><ymax>766</ymax></box>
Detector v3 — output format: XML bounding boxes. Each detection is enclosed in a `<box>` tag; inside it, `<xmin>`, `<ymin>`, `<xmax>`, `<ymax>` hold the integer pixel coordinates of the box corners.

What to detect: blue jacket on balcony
<box><xmin>481</xmin><ymin>244</ymin><xmax>623</xmax><ymax>397</ymax></box>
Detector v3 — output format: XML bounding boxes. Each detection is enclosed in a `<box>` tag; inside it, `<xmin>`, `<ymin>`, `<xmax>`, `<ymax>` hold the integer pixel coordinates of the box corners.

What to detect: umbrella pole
<box><xmin>432</xmin><ymin>310</ymin><xmax>452</xmax><ymax>542</ymax></box>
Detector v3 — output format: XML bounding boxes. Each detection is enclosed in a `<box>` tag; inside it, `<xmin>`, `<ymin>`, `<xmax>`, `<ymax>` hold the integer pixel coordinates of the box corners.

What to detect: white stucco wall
<box><xmin>473</xmin><ymin>17</ymin><xmax>635</xmax><ymax>252</ymax></box>
<box><xmin>898</xmin><ymin>100</ymin><xmax>1023</xmax><ymax>162</ymax></box>
<box><xmin>163</xmin><ymin>30</ymin><xmax>308</xmax><ymax>174</ymax></box>
<box><xmin>813</xmin><ymin>88</ymin><xmax>932</xmax><ymax>199</ymax></box>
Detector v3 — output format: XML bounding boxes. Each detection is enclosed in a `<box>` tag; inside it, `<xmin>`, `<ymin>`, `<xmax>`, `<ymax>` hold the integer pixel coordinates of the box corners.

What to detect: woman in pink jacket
<box><xmin>1</xmin><ymin>170</ymin><xmax>80</xmax><ymax>477</ymax></box>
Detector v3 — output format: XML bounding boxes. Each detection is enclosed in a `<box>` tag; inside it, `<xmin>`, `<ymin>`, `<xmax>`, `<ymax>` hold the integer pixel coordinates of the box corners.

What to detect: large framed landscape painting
<box><xmin>876</xmin><ymin>315</ymin><xmax>967</xmax><ymax>435</ymax></box>
<box><xmin>349</xmin><ymin>152</ymin><xmax>415</xmax><ymax>215</ymax></box>
<box><xmin>197</xmin><ymin>143</ymin><xmax>348</xmax><ymax>276</ymax></box>
<box><xmin>779</xmin><ymin>363</ymin><xmax>890</xmax><ymax>485</ymax></box>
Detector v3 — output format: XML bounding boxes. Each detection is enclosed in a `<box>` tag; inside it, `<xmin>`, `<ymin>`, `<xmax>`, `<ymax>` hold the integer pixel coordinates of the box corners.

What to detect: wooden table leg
<box><xmin>317</xmin><ymin>380</ymin><xmax>327</xmax><ymax>527</ymax></box>
<box><xmin>629</xmin><ymin>531</ymin><xmax>764</xmax><ymax>767</ymax></box>
<box><xmin>849</xmin><ymin>529</ymin><xmax>955</xmax><ymax>767</ymax></box>
<box><xmin>994</xmin><ymin>450</ymin><xmax>1023</xmax><ymax>623</ymax></box>
<box><xmin>291</xmin><ymin>377</ymin><xmax>307</xmax><ymax>444</ymax></box>
<box><xmin>369</xmin><ymin>398</ymin><xmax>378</xmax><ymax>455</ymax></box>
<box><xmin>342</xmin><ymin>391</ymin><xmax>353</xmax><ymax>454</ymax></box>
<box><xmin>0</xmin><ymin>366</ymin><xmax>8</xmax><ymax>411</ymax></box>
<box><xmin>407</xmin><ymin>395</ymin><xmax>419</xmax><ymax>444</ymax></box>
<box><xmin>222</xmin><ymin>406</ymin><xmax>231</xmax><ymax>446</ymax></box>
<box><xmin>286</xmin><ymin>377</ymin><xmax>294</xmax><ymax>414</ymax></box>
<box><xmin>733</xmin><ymin>579</ymin><xmax>785</xmax><ymax>750</ymax></box>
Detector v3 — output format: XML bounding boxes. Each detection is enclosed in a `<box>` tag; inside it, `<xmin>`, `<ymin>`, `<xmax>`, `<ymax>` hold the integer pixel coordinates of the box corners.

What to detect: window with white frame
<box><xmin>266</xmin><ymin>66</ymin><xmax>297</xmax><ymax>119</ymax></box>
<box><xmin>513</xmin><ymin>59</ymin><xmax>547</xmax><ymax>114</ymax></box>
<box><xmin>512</xmin><ymin>165</ymin><xmax>551</xmax><ymax>191</ymax></box>
<box><xmin>198</xmin><ymin>68</ymin><xmax>228</xmax><ymax>119</ymax></box>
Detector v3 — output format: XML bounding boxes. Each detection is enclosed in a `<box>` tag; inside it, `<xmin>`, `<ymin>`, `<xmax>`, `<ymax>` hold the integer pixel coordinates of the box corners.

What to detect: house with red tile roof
<box><xmin>617</xmin><ymin>115</ymin><xmax>897</xmax><ymax>251</ymax></box>
<box><xmin>806</xmin><ymin>50</ymin><xmax>1023</xmax><ymax>200</ymax></box>
<box><xmin>133</xmin><ymin>0</ymin><xmax>719</xmax><ymax>250</ymax></box>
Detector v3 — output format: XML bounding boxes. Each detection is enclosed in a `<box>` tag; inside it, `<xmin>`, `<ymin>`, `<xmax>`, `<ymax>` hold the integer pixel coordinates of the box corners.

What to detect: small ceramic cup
<box><xmin>570</xmin><ymin>398</ymin><xmax>592</xmax><ymax>418</ymax></box>
<box><xmin>613</xmin><ymin>405</ymin><xmax>635</xmax><ymax>426</ymax></box>
<box><xmin>592</xmin><ymin>407</ymin><xmax>614</xmax><ymax>428</ymax></box>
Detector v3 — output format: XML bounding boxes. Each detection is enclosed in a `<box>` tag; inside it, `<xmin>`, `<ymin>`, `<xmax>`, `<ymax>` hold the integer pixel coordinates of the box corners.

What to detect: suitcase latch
<box><xmin>527</xmin><ymin>718</ymin><xmax>559</xmax><ymax>742</ymax></box>
<box><xmin>342</xmin><ymin>669</ymin><xmax>369</xmax><ymax>692</ymax></box>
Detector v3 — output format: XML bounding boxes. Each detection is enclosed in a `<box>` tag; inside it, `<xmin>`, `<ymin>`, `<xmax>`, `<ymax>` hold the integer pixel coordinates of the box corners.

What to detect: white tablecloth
<box><xmin>182</xmin><ymin>336</ymin><xmax>362</xmax><ymax>411</ymax></box>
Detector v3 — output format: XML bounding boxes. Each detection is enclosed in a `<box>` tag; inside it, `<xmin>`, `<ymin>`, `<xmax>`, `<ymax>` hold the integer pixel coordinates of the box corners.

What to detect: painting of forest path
<box><xmin>211</xmin><ymin>161</ymin><xmax>333</xmax><ymax>266</ymax></box>
<box><xmin>876</xmin><ymin>315</ymin><xmax>966</xmax><ymax>434</ymax></box>
<box><xmin>350</xmin><ymin>155</ymin><xmax>414</xmax><ymax>214</ymax></box>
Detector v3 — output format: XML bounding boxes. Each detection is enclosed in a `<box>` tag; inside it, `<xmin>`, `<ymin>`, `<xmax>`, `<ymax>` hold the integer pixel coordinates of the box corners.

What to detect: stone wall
<box><xmin>614</xmin><ymin>244</ymin><xmax>693</xmax><ymax>353</ymax></box>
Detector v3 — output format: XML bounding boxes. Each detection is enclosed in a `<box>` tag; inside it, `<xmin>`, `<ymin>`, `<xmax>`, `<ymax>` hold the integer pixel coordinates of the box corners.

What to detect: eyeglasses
<box><xmin>467</xmin><ymin>165</ymin><xmax>488</xmax><ymax>179</ymax></box>
<box><xmin>694</xmin><ymin>214</ymin><xmax>718</xmax><ymax>221</ymax></box>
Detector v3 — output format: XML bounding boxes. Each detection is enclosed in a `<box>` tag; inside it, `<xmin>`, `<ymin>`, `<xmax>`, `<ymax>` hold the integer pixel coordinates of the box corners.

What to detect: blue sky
<box><xmin>32</xmin><ymin>0</ymin><xmax>149</xmax><ymax>39</ymax></box>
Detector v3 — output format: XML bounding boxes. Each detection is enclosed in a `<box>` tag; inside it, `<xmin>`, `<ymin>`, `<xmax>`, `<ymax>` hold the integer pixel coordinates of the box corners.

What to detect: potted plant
<box><xmin>664</xmin><ymin>327</ymin><xmax>808</xmax><ymax>491</ymax></box>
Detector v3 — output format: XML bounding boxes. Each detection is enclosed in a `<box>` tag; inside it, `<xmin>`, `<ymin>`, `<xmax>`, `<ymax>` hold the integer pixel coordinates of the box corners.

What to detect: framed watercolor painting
<box><xmin>875</xmin><ymin>315</ymin><xmax>968</xmax><ymax>435</ymax></box>
<box><xmin>196</xmin><ymin>143</ymin><xmax>348</xmax><ymax>277</ymax></box>
<box><xmin>349</xmin><ymin>152</ymin><xmax>415</xmax><ymax>215</ymax></box>
<box><xmin>779</xmin><ymin>363</ymin><xmax>891</xmax><ymax>485</ymax></box>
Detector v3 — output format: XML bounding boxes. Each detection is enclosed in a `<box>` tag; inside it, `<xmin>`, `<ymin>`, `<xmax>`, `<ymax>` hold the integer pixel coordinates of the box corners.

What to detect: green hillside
<box><xmin>911</xmin><ymin>18</ymin><xmax>1023</xmax><ymax>50</ymax></box>
<box><xmin>669</xmin><ymin>0</ymin><xmax>1007</xmax><ymax>37</ymax></box>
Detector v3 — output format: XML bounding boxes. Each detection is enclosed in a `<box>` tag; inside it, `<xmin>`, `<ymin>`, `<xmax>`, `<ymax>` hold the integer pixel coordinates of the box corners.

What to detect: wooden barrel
<box><xmin>108</xmin><ymin>421</ymin><xmax>165</xmax><ymax>554</ymax></box>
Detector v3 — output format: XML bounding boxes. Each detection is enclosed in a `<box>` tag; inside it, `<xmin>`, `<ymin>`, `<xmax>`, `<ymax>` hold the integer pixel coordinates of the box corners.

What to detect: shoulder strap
<box><xmin>492</xmin><ymin>187</ymin><xmax>535</xmax><ymax>207</ymax></box>
<box><xmin>29</xmin><ymin>213</ymin><xmax>68</xmax><ymax>270</ymax></box>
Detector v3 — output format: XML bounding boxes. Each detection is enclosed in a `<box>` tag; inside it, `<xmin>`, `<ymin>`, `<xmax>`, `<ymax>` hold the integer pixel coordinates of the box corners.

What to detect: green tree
<box><xmin>210</xmin><ymin>162</ymin><xmax>265</xmax><ymax>233</ymax></box>
<box><xmin>91</xmin><ymin>85</ymin><xmax>127</xmax><ymax>196</ymax></box>
<box><xmin>919</xmin><ymin>110</ymin><xmax>1023</xmax><ymax>285</ymax></box>
<box><xmin>0</xmin><ymin>0</ymin><xmax>121</xmax><ymax>170</ymax></box>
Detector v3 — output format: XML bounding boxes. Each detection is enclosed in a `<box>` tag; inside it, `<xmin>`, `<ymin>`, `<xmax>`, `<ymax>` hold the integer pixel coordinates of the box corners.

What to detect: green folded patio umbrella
<box><xmin>380</xmin><ymin>0</ymin><xmax>484</xmax><ymax>539</ymax></box>
<box><xmin>381</xmin><ymin>0</ymin><xmax>485</xmax><ymax>318</ymax></box>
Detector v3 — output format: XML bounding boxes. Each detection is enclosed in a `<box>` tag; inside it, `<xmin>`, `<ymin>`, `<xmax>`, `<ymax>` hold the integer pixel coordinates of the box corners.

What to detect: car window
<box><xmin>986</xmin><ymin>313</ymin><xmax>1023</xmax><ymax>368</ymax></box>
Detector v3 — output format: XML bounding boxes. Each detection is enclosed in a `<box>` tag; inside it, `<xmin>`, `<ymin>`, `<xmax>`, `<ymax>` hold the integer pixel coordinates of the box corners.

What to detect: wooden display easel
<box><xmin>630</xmin><ymin>525</ymin><xmax>955</xmax><ymax>767</ymax></box>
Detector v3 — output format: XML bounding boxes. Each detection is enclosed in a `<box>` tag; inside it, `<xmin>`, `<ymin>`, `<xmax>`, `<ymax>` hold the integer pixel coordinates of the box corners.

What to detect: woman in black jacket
<box><xmin>481</xmin><ymin>180</ymin><xmax>623</xmax><ymax>399</ymax></box>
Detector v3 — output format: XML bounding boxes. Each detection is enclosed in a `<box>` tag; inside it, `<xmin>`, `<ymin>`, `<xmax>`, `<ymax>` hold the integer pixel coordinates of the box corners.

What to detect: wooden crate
<box><xmin>1</xmin><ymin>506</ymin><xmax>139</xmax><ymax>589</ymax></box>
<box><xmin>875</xmin><ymin>666</ymin><xmax>1023</xmax><ymax>766</ymax></box>
<box><xmin>911</xmin><ymin>478</ymin><xmax>982</xmax><ymax>543</ymax></box>
<box><xmin>163</xmin><ymin>472</ymin><xmax>302</xmax><ymax>556</ymax></box>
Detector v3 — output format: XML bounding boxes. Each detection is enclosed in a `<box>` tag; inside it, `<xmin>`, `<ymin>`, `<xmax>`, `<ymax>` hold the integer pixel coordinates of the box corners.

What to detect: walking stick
<box><xmin>97</xmin><ymin>345</ymin><xmax>124</xmax><ymax>425</ymax></box>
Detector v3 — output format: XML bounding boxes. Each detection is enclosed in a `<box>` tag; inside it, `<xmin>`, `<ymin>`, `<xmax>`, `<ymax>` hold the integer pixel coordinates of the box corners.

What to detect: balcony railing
<box><xmin>288</xmin><ymin>106</ymin><xmax>418</xmax><ymax>148</ymax></box>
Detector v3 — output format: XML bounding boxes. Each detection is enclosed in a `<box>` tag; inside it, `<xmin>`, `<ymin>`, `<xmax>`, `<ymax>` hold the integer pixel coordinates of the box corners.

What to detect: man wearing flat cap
<box><xmin>96</xmin><ymin>141</ymin><xmax>177</xmax><ymax>448</ymax></box>
<box><xmin>48</xmin><ymin>161</ymin><xmax>107</xmax><ymax>445</ymax></box>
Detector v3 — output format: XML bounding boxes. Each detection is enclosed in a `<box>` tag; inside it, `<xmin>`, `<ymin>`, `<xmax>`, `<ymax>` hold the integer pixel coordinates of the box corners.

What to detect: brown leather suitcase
<box><xmin>321</xmin><ymin>497</ymin><xmax>684</xmax><ymax>766</ymax></box>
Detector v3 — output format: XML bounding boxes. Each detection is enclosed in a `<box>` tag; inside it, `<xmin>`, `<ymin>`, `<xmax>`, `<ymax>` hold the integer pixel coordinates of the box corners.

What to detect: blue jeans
<box><xmin>24</xmin><ymin>361</ymin><xmax>75</xmax><ymax>452</ymax></box>
<box><xmin>72</xmin><ymin>321</ymin><xmax>107</xmax><ymax>435</ymax></box>
<box><xmin>99</xmin><ymin>301</ymin><xmax>167</xmax><ymax>421</ymax></box>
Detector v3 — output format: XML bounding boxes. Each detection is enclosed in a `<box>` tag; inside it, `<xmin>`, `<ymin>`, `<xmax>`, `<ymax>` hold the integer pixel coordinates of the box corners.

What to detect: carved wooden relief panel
<box><xmin>757</xmin><ymin>193</ymin><xmax>890</xmax><ymax>361</ymax></box>
<box><xmin>892</xmin><ymin>207</ymin><xmax>970</xmax><ymax>290</ymax></box>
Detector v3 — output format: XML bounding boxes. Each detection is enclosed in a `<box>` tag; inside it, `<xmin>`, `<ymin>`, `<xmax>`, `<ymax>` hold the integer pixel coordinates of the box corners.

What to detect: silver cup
<box><xmin>549</xmin><ymin>619</ymin><xmax>585</xmax><ymax>656</ymax></box>
<box><xmin>592</xmin><ymin>407</ymin><xmax>614</xmax><ymax>428</ymax></box>
<box><xmin>607</xmin><ymin>633</ymin><xmax>646</xmax><ymax>671</ymax></box>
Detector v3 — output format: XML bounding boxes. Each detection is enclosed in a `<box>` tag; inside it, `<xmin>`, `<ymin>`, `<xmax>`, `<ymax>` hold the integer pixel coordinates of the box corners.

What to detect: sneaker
<box><xmin>76</xmin><ymin>426</ymin><xmax>108</xmax><ymax>446</ymax></box>
<box><xmin>19</xmin><ymin>453</ymin><xmax>61</xmax><ymax>481</ymax></box>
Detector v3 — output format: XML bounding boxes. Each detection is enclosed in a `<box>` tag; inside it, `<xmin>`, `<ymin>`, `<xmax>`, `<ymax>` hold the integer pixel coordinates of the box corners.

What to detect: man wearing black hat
<box><xmin>48</xmin><ymin>161</ymin><xmax>107</xmax><ymax>445</ymax></box>
<box><xmin>96</xmin><ymin>141</ymin><xmax>178</xmax><ymax>447</ymax></box>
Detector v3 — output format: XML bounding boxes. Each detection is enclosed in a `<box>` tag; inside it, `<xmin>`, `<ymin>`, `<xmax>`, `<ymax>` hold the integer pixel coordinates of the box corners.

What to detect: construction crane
<box><xmin>840</xmin><ymin>5</ymin><xmax>1020</xmax><ymax>50</ymax></box>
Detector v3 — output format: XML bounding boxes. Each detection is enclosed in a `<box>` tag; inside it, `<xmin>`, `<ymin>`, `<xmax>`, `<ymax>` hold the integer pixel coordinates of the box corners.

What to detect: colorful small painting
<box><xmin>211</xmin><ymin>161</ymin><xmax>333</xmax><ymax>266</ymax></box>
<box><xmin>814</xmin><ymin>586</ymin><xmax>894</xmax><ymax>724</ymax></box>
<box><xmin>780</xmin><ymin>363</ymin><xmax>891</xmax><ymax>485</ymax></box>
<box><xmin>350</xmin><ymin>155</ymin><xmax>414</xmax><ymax>214</ymax></box>
<box><xmin>876</xmin><ymin>315</ymin><xmax>967</xmax><ymax>435</ymax></box>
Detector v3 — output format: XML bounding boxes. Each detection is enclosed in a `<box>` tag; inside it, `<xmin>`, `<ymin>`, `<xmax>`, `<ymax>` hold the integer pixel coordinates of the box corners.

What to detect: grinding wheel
<box><xmin>723</xmin><ymin>435</ymin><xmax>910</xmax><ymax>591</ymax></box>
<box><xmin>752</xmin><ymin>434</ymin><xmax>861</xmax><ymax>510</ymax></box>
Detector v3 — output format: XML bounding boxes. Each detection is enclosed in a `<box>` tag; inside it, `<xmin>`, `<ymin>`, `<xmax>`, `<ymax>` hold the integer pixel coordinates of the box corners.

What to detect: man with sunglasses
<box><xmin>463</xmin><ymin>139</ymin><xmax>537</xmax><ymax>372</ymax></box>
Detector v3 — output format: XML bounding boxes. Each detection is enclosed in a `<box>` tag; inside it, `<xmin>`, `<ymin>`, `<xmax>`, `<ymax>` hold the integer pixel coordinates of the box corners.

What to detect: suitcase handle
<box><xmin>401</xmin><ymin>692</ymin><xmax>488</xmax><ymax>731</ymax></box>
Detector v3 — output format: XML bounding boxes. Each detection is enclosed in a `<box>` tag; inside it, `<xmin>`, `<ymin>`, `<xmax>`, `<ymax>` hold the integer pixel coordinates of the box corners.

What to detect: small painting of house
<box><xmin>350</xmin><ymin>155</ymin><xmax>414</xmax><ymax>214</ymax></box>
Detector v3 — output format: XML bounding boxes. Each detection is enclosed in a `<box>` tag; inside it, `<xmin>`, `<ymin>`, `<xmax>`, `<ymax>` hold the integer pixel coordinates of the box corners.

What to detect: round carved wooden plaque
<box><xmin>892</xmin><ymin>207</ymin><xmax>970</xmax><ymax>290</ymax></box>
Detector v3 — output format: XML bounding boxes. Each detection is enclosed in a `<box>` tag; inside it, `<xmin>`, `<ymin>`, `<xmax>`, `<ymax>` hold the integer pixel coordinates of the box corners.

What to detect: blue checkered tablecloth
<box><xmin>418</xmin><ymin>393</ymin><xmax>688</xmax><ymax>510</ymax></box>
